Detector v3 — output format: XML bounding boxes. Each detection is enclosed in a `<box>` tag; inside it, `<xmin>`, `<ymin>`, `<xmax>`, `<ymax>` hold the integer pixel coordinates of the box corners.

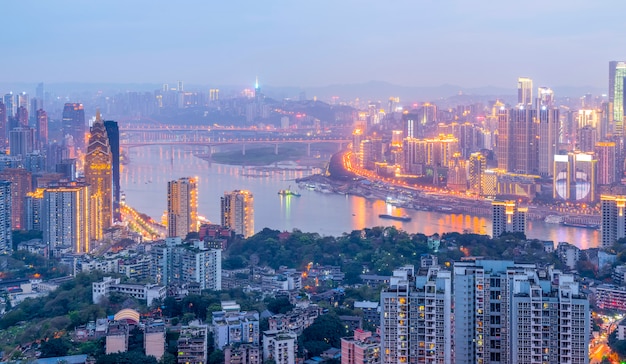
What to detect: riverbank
<box><xmin>297</xmin><ymin>151</ymin><xmax>601</xmax><ymax>225</ymax></box>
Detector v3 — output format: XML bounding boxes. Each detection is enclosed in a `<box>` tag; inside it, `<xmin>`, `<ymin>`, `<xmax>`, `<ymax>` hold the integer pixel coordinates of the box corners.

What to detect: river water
<box><xmin>121</xmin><ymin>145</ymin><xmax>599</xmax><ymax>250</ymax></box>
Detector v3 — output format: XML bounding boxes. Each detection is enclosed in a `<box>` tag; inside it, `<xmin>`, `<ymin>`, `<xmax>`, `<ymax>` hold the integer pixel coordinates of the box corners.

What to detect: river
<box><xmin>121</xmin><ymin>145</ymin><xmax>599</xmax><ymax>250</ymax></box>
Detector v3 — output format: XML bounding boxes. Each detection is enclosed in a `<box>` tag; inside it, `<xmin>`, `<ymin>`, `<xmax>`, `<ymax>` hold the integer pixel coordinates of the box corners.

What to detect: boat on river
<box><xmin>379</xmin><ymin>214</ymin><xmax>411</xmax><ymax>222</ymax></box>
<box><xmin>278</xmin><ymin>186</ymin><xmax>301</xmax><ymax>197</ymax></box>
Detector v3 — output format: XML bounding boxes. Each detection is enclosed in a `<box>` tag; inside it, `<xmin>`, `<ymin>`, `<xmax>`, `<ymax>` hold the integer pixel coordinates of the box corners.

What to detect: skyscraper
<box><xmin>596</xmin><ymin>141</ymin><xmax>617</xmax><ymax>185</ymax></box>
<box><xmin>609</xmin><ymin>61</ymin><xmax>626</xmax><ymax>136</ymax></box>
<box><xmin>453</xmin><ymin>260</ymin><xmax>589</xmax><ymax>364</ymax></box>
<box><xmin>62</xmin><ymin>103</ymin><xmax>86</xmax><ymax>151</ymax></box>
<box><xmin>84</xmin><ymin>111</ymin><xmax>113</xmax><ymax>240</ymax></box>
<box><xmin>537</xmin><ymin>107</ymin><xmax>559</xmax><ymax>176</ymax></box>
<box><xmin>36</xmin><ymin>109</ymin><xmax>48</xmax><ymax>148</ymax></box>
<box><xmin>9</xmin><ymin>127</ymin><xmax>34</xmax><ymax>158</ymax></box>
<box><xmin>221</xmin><ymin>190</ymin><xmax>254</xmax><ymax>238</ymax></box>
<box><xmin>42</xmin><ymin>183</ymin><xmax>90</xmax><ymax>254</ymax></box>
<box><xmin>553</xmin><ymin>152</ymin><xmax>597</xmax><ymax>203</ymax></box>
<box><xmin>601</xmin><ymin>195</ymin><xmax>626</xmax><ymax>248</ymax></box>
<box><xmin>0</xmin><ymin>101</ymin><xmax>7</xmax><ymax>149</ymax></box>
<box><xmin>517</xmin><ymin>77</ymin><xmax>533</xmax><ymax>105</ymax></box>
<box><xmin>491</xmin><ymin>200</ymin><xmax>527</xmax><ymax>238</ymax></box>
<box><xmin>0</xmin><ymin>168</ymin><xmax>32</xmax><ymax>230</ymax></box>
<box><xmin>104</xmin><ymin>120</ymin><xmax>120</xmax><ymax>221</ymax></box>
<box><xmin>510</xmin><ymin>106</ymin><xmax>537</xmax><ymax>174</ymax></box>
<box><xmin>167</xmin><ymin>177</ymin><xmax>198</xmax><ymax>238</ymax></box>
<box><xmin>468</xmin><ymin>152</ymin><xmax>486</xmax><ymax>194</ymax></box>
<box><xmin>16</xmin><ymin>106</ymin><xmax>28</xmax><ymax>127</ymax></box>
<box><xmin>380</xmin><ymin>265</ymin><xmax>452</xmax><ymax>364</ymax></box>
<box><xmin>3</xmin><ymin>93</ymin><xmax>14</xmax><ymax>118</ymax></box>
<box><xmin>0</xmin><ymin>181</ymin><xmax>11</xmax><ymax>255</ymax></box>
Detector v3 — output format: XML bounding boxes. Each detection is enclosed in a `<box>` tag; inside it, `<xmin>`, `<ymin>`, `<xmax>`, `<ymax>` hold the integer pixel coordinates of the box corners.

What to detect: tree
<box><xmin>300</xmin><ymin>314</ymin><xmax>347</xmax><ymax>357</ymax></box>
<box><xmin>266</xmin><ymin>297</ymin><xmax>293</xmax><ymax>315</ymax></box>
<box><xmin>96</xmin><ymin>351</ymin><xmax>158</xmax><ymax>364</ymax></box>
<box><xmin>39</xmin><ymin>337</ymin><xmax>71</xmax><ymax>358</ymax></box>
<box><xmin>208</xmin><ymin>349</ymin><xmax>224</xmax><ymax>364</ymax></box>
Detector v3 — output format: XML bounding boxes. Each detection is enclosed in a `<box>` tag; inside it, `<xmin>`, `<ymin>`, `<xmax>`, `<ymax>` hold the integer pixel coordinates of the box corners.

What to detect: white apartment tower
<box><xmin>167</xmin><ymin>177</ymin><xmax>197</xmax><ymax>238</ymax></box>
<box><xmin>380</xmin><ymin>265</ymin><xmax>453</xmax><ymax>364</ymax></box>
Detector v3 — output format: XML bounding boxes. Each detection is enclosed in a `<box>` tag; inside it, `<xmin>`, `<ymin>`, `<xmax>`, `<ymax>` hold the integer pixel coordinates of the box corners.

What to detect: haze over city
<box><xmin>4</xmin><ymin>0</ymin><xmax>626</xmax><ymax>89</ymax></box>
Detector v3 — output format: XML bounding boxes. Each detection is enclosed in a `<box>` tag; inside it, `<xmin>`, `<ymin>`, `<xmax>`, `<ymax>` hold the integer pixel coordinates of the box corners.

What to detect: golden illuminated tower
<box><xmin>221</xmin><ymin>190</ymin><xmax>254</xmax><ymax>238</ymax></box>
<box><xmin>84</xmin><ymin>110</ymin><xmax>112</xmax><ymax>240</ymax></box>
<box><xmin>167</xmin><ymin>177</ymin><xmax>198</xmax><ymax>238</ymax></box>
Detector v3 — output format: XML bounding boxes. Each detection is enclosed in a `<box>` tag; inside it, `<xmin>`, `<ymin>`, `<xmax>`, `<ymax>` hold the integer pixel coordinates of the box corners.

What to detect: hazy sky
<box><xmin>4</xmin><ymin>0</ymin><xmax>625</xmax><ymax>88</ymax></box>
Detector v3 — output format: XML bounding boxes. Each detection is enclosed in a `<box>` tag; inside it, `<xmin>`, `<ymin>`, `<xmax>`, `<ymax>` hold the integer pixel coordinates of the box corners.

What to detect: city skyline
<box><xmin>3</xmin><ymin>1</ymin><xmax>626</xmax><ymax>89</ymax></box>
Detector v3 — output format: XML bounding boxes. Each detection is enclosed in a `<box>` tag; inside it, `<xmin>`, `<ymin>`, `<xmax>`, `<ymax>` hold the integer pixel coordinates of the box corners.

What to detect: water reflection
<box><xmin>121</xmin><ymin>145</ymin><xmax>599</xmax><ymax>249</ymax></box>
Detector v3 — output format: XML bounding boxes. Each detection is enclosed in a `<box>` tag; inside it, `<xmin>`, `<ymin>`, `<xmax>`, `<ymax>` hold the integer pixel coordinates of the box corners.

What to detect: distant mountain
<box><xmin>0</xmin><ymin>81</ymin><xmax>605</xmax><ymax>104</ymax></box>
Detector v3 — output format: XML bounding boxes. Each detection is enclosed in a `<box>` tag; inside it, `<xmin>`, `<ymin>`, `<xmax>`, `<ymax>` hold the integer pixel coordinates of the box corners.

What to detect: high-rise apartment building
<box><xmin>104</xmin><ymin>120</ymin><xmax>120</xmax><ymax>221</ymax></box>
<box><xmin>454</xmin><ymin>260</ymin><xmax>589</xmax><ymax>364</ymax></box>
<box><xmin>150</xmin><ymin>238</ymin><xmax>222</xmax><ymax>290</ymax></box>
<box><xmin>167</xmin><ymin>177</ymin><xmax>198</xmax><ymax>238</ymax></box>
<box><xmin>221</xmin><ymin>190</ymin><xmax>254</xmax><ymax>238</ymax></box>
<box><xmin>491</xmin><ymin>200</ymin><xmax>527</xmax><ymax>238</ymax></box>
<box><xmin>42</xmin><ymin>183</ymin><xmax>90</xmax><ymax>254</ymax></box>
<box><xmin>510</xmin><ymin>106</ymin><xmax>537</xmax><ymax>174</ymax></box>
<box><xmin>0</xmin><ymin>168</ymin><xmax>32</xmax><ymax>230</ymax></box>
<box><xmin>3</xmin><ymin>93</ymin><xmax>14</xmax><ymax>118</ymax></box>
<box><xmin>609</xmin><ymin>61</ymin><xmax>626</xmax><ymax>136</ymax></box>
<box><xmin>9</xmin><ymin>127</ymin><xmax>34</xmax><ymax>158</ymax></box>
<box><xmin>596</xmin><ymin>141</ymin><xmax>617</xmax><ymax>185</ymax></box>
<box><xmin>84</xmin><ymin>111</ymin><xmax>113</xmax><ymax>240</ymax></box>
<box><xmin>601</xmin><ymin>195</ymin><xmax>626</xmax><ymax>248</ymax></box>
<box><xmin>341</xmin><ymin>329</ymin><xmax>381</xmax><ymax>364</ymax></box>
<box><xmin>178</xmin><ymin>323</ymin><xmax>209</xmax><ymax>364</ymax></box>
<box><xmin>0</xmin><ymin>181</ymin><xmax>12</xmax><ymax>255</ymax></box>
<box><xmin>468</xmin><ymin>152</ymin><xmax>486</xmax><ymax>195</ymax></box>
<box><xmin>36</xmin><ymin>109</ymin><xmax>48</xmax><ymax>148</ymax></box>
<box><xmin>0</xmin><ymin>101</ymin><xmax>6</xmax><ymax>149</ymax></box>
<box><xmin>62</xmin><ymin>103</ymin><xmax>86</xmax><ymax>151</ymax></box>
<box><xmin>380</xmin><ymin>265</ymin><xmax>452</xmax><ymax>364</ymax></box>
<box><xmin>537</xmin><ymin>107</ymin><xmax>559</xmax><ymax>176</ymax></box>
<box><xmin>517</xmin><ymin>77</ymin><xmax>533</xmax><ymax>105</ymax></box>
<box><xmin>262</xmin><ymin>330</ymin><xmax>298</xmax><ymax>364</ymax></box>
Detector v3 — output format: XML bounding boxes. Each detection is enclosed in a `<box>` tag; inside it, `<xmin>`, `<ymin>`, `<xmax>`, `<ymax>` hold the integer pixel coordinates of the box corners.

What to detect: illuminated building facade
<box><xmin>0</xmin><ymin>181</ymin><xmax>11</xmax><ymax>254</ymax></box>
<box><xmin>596</xmin><ymin>141</ymin><xmax>617</xmax><ymax>185</ymax></box>
<box><xmin>468</xmin><ymin>152</ymin><xmax>486</xmax><ymax>194</ymax></box>
<box><xmin>517</xmin><ymin>77</ymin><xmax>533</xmax><ymax>105</ymax></box>
<box><xmin>380</xmin><ymin>266</ymin><xmax>452</xmax><ymax>364</ymax></box>
<box><xmin>491</xmin><ymin>200</ymin><xmax>527</xmax><ymax>238</ymax></box>
<box><xmin>553</xmin><ymin>152</ymin><xmax>597</xmax><ymax>203</ymax></box>
<box><xmin>510</xmin><ymin>106</ymin><xmax>537</xmax><ymax>175</ymax></box>
<box><xmin>601</xmin><ymin>195</ymin><xmax>626</xmax><ymax>248</ymax></box>
<box><xmin>221</xmin><ymin>190</ymin><xmax>254</xmax><ymax>238</ymax></box>
<box><xmin>447</xmin><ymin>153</ymin><xmax>467</xmax><ymax>192</ymax></box>
<box><xmin>25</xmin><ymin>188</ymin><xmax>44</xmax><ymax>231</ymax></box>
<box><xmin>577</xmin><ymin>125</ymin><xmax>596</xmax><ymax>153</ymax></box>
<box><xmin>42</xmin><ymin>183</ymin><xmax>90</xmax><ymax>254</ymax></box>
<box><xmin>84</xmin><ymin>111</ymin><xmax>113</xmax><ymax>240</ymax></box>
<box><xmin>496</xmin><ymin>107</ymin><xmax>511</xmax><ymax>171</ymax></box>
<box><xmin>404</xmin><ymin>135</ymin><xmax>458</xmax><ymax>175</ymax></box>
<box><xmin>0</xmin><ymin>168</ymin><xmax>32</xmax><ymax>230</ymax></box>
<box><xmin>609</xmin><ymin>61</ymin><xmax>626</xmax><ymax>136</ymax></box>
<box><xmin>167</xmin><ymin>177</ymin><xmax>198</xmax><ymax>238</ymax></box>
<box><xmin>537</xmin><ymin>107</ymin><xmax>559</xmax><ymax>176</ymax></box>
<box><xmin>62</xmin><ymin>103</ymin><xmax>86</xmax><ymax>151</ymax></box>
<box><xmin>454</xmin><ymin>261</ymin><xmax>588</xmax><ymax>364</ymax></box>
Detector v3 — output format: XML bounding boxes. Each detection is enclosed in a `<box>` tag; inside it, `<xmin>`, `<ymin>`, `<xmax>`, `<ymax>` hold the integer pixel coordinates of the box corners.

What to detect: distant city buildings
<box><xmin>62</xmin><ymin>103</ymin><xmax>86</xmax><ymax>151</ymax></box>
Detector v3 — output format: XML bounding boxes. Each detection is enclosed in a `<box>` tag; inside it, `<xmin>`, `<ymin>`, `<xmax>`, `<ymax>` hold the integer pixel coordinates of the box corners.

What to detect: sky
<box><xmin>3</xmin><ymin>0</ymin><xmax>626</xmax><ymax>88</ymax></box>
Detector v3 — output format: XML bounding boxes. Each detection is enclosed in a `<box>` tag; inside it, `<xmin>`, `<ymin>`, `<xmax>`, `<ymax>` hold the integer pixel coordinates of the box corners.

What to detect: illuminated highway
<box><xmin>120</xmin><ymin>203</ymin><xmax>166</xmax><ymax>240</ymax></box>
